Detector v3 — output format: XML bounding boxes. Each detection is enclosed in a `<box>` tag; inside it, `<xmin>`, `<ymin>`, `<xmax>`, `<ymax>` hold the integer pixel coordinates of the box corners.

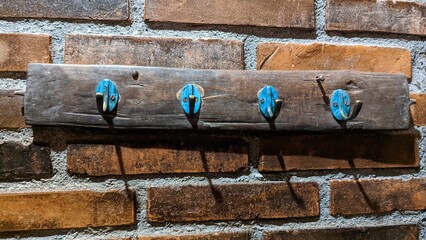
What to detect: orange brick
<box><xmin>410</xmin><ymin>94</ymin><xmax>426</xmax><ymax>126</ymax></box>
<box><xmin>0</xmin><ymin>90</ymin><xmax>26</xmax><ymax>129</ymax></box>
<box><xmin>0</xmin><ymin>33</ymin><xmax>51</xmax><ymax>72</ymax></box>
<box><xmin>68</xmin><ymin>142</ymin><xmax>248</xmax><ymax>176</ymax></box>
<box><xmin>145</xmin><ymin>0</ymin><xmax>315</xmax><ymax>29</ymax></box>
<box><xmin>0</xmin><ymin>190</ymin><xmax>135</xmax><ymax>232</ymax></box>
<box><xmin>257</xmin><ymin>43</ymin><xmax>411</xmax><ymax>79</ymax></box>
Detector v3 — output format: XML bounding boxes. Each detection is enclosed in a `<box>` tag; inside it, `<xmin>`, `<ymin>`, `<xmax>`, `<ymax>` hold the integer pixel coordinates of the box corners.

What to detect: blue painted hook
<box><xmin>96</xmin><ymin>79</ymin><xmax>119</xmax><ymax>113</ymax></box>
<box><xmin>258</xmin><ymin>85</ymin><xmax>283</xmax><ymax>119</ymax></box>
<box><xmin>330</xmin><ymin>89</ymin><xmax>363</xmax><ymax>121</ymax></box>
<box><xmin>180</xmin><ymin>84</ymin><xmax>202</xmax><ymax>116</ymax></box>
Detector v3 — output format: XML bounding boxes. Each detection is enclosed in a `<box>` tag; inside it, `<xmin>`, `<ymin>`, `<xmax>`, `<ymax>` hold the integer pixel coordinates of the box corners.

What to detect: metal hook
<box><xmin>96</xmin><ymin>79</ymin><xmax>119</xmax><ymax>113</ymax></box>
<box><xmin>258</xmin><ymin>85</ymin><xmax>283</xmax><ymax>119</ymax></box>
<box><xmin>330</xmin><ymin>89</ymin><xmax>363</xmax><ymax>121</ymax></box>
<box><xmin>179</xmin><ymin>84</ymin><xmax>202</xmax><ymax>116</ymax></box>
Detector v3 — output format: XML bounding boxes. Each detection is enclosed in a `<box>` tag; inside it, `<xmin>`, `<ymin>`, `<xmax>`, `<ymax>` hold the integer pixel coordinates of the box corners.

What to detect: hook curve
<box><xmin>330</xmin><ymin>89</ymin><xmax>363</xmax><ymax>121</ymax></box>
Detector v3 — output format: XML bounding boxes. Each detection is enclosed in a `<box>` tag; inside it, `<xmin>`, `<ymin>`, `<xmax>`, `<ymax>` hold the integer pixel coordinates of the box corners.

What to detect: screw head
<box><xmin>345</xmin><ymin>102</ymin><xmax>349</xmax><ymax>106</ymax></box>
<box><xmin>333</xmin><ymin>102</ymin><xmax>338</xmax><ymax>107</ymax></box>
<box><xmin>131</xmin><ymin>71</ymin><xmax>139</xmax><ymax>80</ymax></box>
<box><xmin>183</xmin><ymin>97</ymin><xmax>188</xmax><ymax>102</ymax></box>
<box><xmin>110</xmin><ymin>96</ymin><xmax>116</xmax><ymax>101</ymax></box>
<box><xmin>260</xmin><ymin>99</ymin><xmax>265</xmax><ymax>104</ymax></box>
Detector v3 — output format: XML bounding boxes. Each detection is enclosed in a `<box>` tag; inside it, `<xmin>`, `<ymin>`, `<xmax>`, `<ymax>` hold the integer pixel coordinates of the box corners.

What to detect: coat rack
<box><xmin>24</xmin><ymin>64</ymin><xmax>410</xmax><ymax>131</ymax></box>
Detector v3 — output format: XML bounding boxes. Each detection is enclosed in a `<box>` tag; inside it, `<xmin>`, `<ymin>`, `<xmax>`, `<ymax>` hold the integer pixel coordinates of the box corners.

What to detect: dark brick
<box><xmin>258</xmin><ymin>130</ymin><xmax>419</xmax><ymax>172</ymax></box>
<box><xmin>0</xmin><ymin>0</ymin><xmax>129</xmax><ymax>21</ymax></box>
<box><xmin>264</xmin><ymin>225</ymin><xmax>419</xmax><ymax>240</ymax></box>
<box><xmin>327</xmin><ymin>0</ymin><xmax>426</xmax><ymax>36</ymax></box>
<box><xmin>147</xmin><ymin>182</ymin><xmax>319</xmax><ymax>222</ymax></box>
<box><xmin>65</xmin><ymin>35</ymin><xmax>244</xmax><ymax>69</ymax></box>
<box><xmin>331</xmin><ymin>179</ymin><xmax>426</xmax><ymax>216</ymax></box>
<box><xmin>0</xmin><ymin>142</ymin><xmax>52</xmax><ymax>181</ymax></box>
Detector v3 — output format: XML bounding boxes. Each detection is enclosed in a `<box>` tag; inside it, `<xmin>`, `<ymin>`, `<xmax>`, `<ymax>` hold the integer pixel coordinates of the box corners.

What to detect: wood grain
<box><xmin>25</xmin><ymin>64</ymin><xmax>410</xmax><ymax>131</ymax></box>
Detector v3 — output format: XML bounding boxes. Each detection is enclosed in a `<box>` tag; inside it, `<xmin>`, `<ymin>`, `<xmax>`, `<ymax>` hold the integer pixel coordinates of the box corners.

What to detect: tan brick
<box><xmin>264</xmin><ymin>225</ymin><xmax>419</xmax><ymax>240</ymax></box>
<box><xmin>257</xmin><ymin>43</ymin><xmax>411</xmax><ymax>79</ymax></box>
<box><xmin>258</xmin><ymin>130</ymin><xmax>419</xmax><ymax>172</ymax></box>
<box><xmin>147</xmin><ymin>182</ymin><xmax>319</xmax><ymax>222</ymax></box>
<box><xmin>331</xmin><ymin>179</ymin><xmax>426</xmax><ymax>216</ymax></box>
<box><xmin>410</xmin><ymin>94</ymin><xmax>426</xmax><ymax>126</ymax></box>
<box><xmin>144</xmin><ymin>0</ymin><xmax>315</xmax><ymax>29</ymax></box>
<box><xmin>0</xmin><ymin>142</ymin><xmax>52</xmax><ymax>181</ymax></box>
<box><xmin>0</xmin><ymin>0</ymin><xmax>129</xmax><ymax>21</ymax></box>
<box><xmin>125</xmin><ymin>232</ymin><xmax>250</xmax><ymax>240</ymax></box>
<box><xmin>0</xmin><ymin>90</ymin><xmax>26</xmax><ymax>129</ymax></box>
<box><xmin>0</xmin><ymin>33</ymin><xmax>51</xmax><ymax>72</ymax></box>
<box><xmin>65</xmin><ymin>35</ymin><xmax>244</xmax><ymax>69</ymax></box>
<box><xmin>326</xmin><ymin>0</ymin><xmax>426</xmax><ymax>36</ymax></box>
<box><xmin>68</xmin><ymin>142</ymin><xmax>248</xmax><ymax>176</ymax></box>
<box><xmin>0</xmin><ymin>190</ymin><xmax>135</xmax><ymax>232</ymax></box>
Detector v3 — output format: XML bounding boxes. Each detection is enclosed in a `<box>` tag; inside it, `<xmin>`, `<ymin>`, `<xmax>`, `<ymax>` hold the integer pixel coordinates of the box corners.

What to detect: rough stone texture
<box><xmin>258</xmin><ymin>130</ymin><xmax>419</xmax><ymax>172</ymax></box>
<box><xmin>0</xmin><ymin>33</ymin><xmax>51</xmax><ymax>72</ymax></box>
<box><xmin>0</xmin><ymin>190</ymin><xmax>135</xmax><ymax>232</ymax></box>
<box><xmin>147</xmin><ymin>182</ymin><xmax>319</xmax><ymax>222</ymax></box>
<box><xmin>144</xmin><ymin>0</ymin><xmax>315</xmax><ymax>29</ymax></box>
<box><xmin>257</xmin><ymin>42</ymin><xmax>412</xmax><ymax>79</ymax></box>
<box><xmin>410</xmin><ymin>93</ymin><xmax>426</xmax><ymax>126</ymax></box>
<box><xmin>326</xmin><ymin>0</ymin><xmax>426</xmax><ymax>36</ymax></box>
<box><xmin>65</xmin><ymin>35</ymin><xmax>244</xmax><ymax>69</ymax></box>
<box><xmin>116</xmin><ymin>232</ymin><xmax>250</xmax><ymax>240</ymax></box>
<box><xmin>331</xmin><ymin>179</ymin><xmax>426</xmax><ymax>216</ymax></box>
<box><xmin>68</xmin><ymin>142</ymin><xmax>248</xmax><ymax>176</ymax></box>
<box><xmin>0</xmin><ymin>90</ymin><xmax>26</xmax><ymax>129</ymax></box>
<box><xmin>0</xmin><ymin>142</ymin><xmax>52</xmax><ymax>181</ymax></box>
<box><xmin>264</xmin><ymin>225</ymin><xmax>419</xmax><ymax>240</ymax></box>
<box><xmin>0</xmin><ymin>0</ymin><xmax>129</xmax><ymax>21</ymax></box>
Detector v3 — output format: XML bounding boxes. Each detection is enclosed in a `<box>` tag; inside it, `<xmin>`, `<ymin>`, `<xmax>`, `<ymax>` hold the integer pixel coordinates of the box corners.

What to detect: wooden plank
<box><xmin>25</xmin><ymin>64</ymin><xmax>410</xmax><ymax>131</ymax></box>
<box><xmin>0</xmin><ymin>0</ymin><xmax>129</xmax><ymax>21</ymax></box>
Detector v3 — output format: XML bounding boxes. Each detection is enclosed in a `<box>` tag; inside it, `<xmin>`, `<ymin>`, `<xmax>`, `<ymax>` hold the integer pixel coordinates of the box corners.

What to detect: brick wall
<box><xmin>0</xmin><ymin>0</ymin><xmax>425</xmax><ymax>239</ymax></box>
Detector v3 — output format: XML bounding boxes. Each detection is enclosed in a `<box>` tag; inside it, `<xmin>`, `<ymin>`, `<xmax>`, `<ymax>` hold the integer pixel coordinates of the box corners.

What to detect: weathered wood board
<box><xmin>25</xmin><ymin>64</ymin><xmax>410</xmax><ymax>131</ymax></box>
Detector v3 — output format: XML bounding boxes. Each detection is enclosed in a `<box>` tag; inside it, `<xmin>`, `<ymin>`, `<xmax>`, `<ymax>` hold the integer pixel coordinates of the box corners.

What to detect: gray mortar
<box><xmin>0</xmin><ymin>0</ymin><xmax>425</xmax><ymax>239</ymax></box>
